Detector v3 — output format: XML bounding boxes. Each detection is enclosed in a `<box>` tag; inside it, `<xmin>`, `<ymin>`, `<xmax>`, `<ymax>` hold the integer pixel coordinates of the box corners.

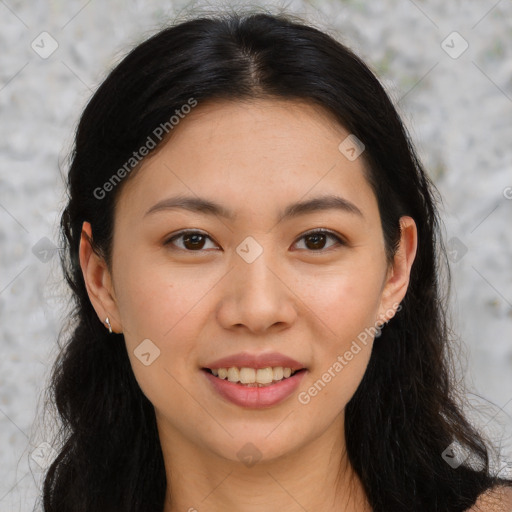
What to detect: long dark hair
<box><xmin>38</xmin><ymin>7</ymin><xmax>512</xmax><ymax>511</ymax></box>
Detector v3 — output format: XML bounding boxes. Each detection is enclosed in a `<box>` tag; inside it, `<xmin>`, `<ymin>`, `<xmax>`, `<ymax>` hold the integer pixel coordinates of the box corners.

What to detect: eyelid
<box><xmin>299</xmin><ymin>228</ymin><xmax>346</xmax><ymax>243</ymax></box>
<box><xmin>164</xmin><ymin>229</ymin><xmax>219</xmax><ymax>250</ymax></box>
<box><xmin>292</xmin><ymin>228</ymin><xmax>347</xmax><ymax>251</ymax></box>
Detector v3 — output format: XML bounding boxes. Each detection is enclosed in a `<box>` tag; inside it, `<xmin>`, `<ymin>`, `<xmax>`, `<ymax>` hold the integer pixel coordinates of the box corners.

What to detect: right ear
<box><xmin>79</xmin><ymin>221</ymin><xmax>122</xmax><ymax>333</ymax></box>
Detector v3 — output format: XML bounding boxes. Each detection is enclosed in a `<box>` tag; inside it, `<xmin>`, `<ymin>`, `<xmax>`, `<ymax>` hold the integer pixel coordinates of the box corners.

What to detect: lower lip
<box><xmin>203</xmin><ymin>369</ymin><xmax>307</xmax><ymax>409</ymax></box>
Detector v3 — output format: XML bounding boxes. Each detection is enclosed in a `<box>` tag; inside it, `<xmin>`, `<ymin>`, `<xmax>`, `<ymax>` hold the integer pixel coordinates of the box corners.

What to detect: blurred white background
<box><xmin>0</xmin><ymin>0</ymin><xmax>511</xmax><ymax>509</ymax></box>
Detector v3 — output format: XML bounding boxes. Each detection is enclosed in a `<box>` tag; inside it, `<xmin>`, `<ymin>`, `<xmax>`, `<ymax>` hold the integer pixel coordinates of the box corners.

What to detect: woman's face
<box><xmin>81</xmin><ymin>98</ymin><xmax>416</xmax><ymax>466</ymax></box>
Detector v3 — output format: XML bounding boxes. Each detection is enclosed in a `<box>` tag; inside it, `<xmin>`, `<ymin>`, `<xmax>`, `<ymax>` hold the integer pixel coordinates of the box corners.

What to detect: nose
<box><xmin>215</xmin><ymin>248</ymin><xmax>298</xmax><ymax>334</ymax></box>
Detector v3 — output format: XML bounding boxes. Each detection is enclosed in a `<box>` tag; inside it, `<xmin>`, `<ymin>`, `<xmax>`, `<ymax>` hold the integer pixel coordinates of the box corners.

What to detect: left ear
<box><xmin>377</xmin><ymin>216</ymin><xmax>418</xmax><ymax>324</ymax></box>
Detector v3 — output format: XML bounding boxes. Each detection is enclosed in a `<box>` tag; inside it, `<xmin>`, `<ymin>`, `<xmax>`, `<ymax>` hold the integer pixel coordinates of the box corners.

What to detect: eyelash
<box><xmin>164</xmin><ymin>229</ymin><xmax>346</xmax><ymax>253</ymax></box>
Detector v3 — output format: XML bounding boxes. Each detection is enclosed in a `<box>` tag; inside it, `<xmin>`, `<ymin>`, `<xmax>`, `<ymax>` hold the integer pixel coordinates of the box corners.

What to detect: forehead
<box><xmin>115</xmin><ymin>98</ymin><xmax>376</xmax><ymax>223</ymax></box>
<box><xmin>168</xmin><ymin>97</ymin><xmax>349</xmax><ymax>149</ymax></box>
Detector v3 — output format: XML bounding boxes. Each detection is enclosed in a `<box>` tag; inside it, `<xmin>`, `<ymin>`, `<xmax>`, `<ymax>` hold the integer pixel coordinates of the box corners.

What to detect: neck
<box><xmin>158</xmin><ymin>411</ymin><xmax>371</xmax><ymax>512</ymax></box>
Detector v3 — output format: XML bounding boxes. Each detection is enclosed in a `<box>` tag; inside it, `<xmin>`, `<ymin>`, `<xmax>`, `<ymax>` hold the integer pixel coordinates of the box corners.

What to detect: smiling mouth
<box><xmin>202</xmin><ymin>367</ymin><xmax>306</xmax><ymax>387</ymax></box>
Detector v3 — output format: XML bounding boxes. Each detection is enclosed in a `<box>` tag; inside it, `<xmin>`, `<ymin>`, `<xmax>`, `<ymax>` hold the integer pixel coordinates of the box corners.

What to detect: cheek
<box><xmin>113</xmin><ymin>251</ymin><xmax>201</xmax><ymax>341</ymax></box>
<box><xmin>113</xmin><ymin>255</ymin><xmax>218</xmax><ymax>384</ymax></box>
<box><xmin>113</xmin><ymin>260</ymin><xmax>203</xmax><ymax>411</ymax></box>
<box><xmin>292</xmin><ymin>259</ymin><xmax>384</xmax><ymax>403</ymax></box>
<box><xmin>293</xmin><ymin>260</ymin><xmax>385</xmax><ymax>340</ymax></box>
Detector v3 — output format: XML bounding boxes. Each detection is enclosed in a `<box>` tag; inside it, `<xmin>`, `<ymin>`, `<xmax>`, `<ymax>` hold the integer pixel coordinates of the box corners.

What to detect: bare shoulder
<box><xmin>468</xmin><ymin>486</ymin><xmax>512</xmax><ymax>512</ymax></box>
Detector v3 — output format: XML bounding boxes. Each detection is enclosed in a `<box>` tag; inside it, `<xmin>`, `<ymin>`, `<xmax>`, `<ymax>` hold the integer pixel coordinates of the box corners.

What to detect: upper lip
<box><xmin>203</xmin><ymin>352</ymin><xmax>306</xmax><ymax>371</ymax></box>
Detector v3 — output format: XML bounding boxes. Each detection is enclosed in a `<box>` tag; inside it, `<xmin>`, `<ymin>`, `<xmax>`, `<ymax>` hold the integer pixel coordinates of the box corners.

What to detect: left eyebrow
<box><xmin>143</xmin><ymin>194</ymin><xmax>364</xmax><ymax>221</ymax></box>
<box><xmin>279</xmin><ymin>194</ymin><xmax>363</xmax><ymax>221</ymax></box>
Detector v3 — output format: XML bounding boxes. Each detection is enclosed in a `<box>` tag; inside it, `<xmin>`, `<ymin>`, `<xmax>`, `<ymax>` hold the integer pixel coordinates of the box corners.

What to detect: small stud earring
<box><xmin>105</xmin><ymin>317</ymin><xmax>113</xmax><ymax>334</ymax></box>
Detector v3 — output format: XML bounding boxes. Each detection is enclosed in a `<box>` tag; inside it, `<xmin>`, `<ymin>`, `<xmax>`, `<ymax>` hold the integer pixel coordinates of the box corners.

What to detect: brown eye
<box><xmin>294</xmin><ymin>229</ymin><xmax>345</xmax><ymax>252</ymax></box>
<box><xmin>182</xmin><ymin>233</ymin><xmax>206</xmax><ymax>250</ymax></box>
<box><xmin>165</xmin><ymin>231</ymin><xmax>218</xmax><ymax>251</ymax></box>
<box><xmin>304</xmin><ymin>232</ymin><xmax>327</xmax><ymax>250</ymax></box>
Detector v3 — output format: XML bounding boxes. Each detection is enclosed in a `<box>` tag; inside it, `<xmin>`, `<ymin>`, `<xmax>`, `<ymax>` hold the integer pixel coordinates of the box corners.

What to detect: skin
<box><xmin>469</xmin><ymin>486</ymin><xmax>512</xmax><ymax>512</ymax></box>
<box><xmin>79</xmin><ymin>98</ymin><xmax>418</xmax><ymax>511</ymax></box>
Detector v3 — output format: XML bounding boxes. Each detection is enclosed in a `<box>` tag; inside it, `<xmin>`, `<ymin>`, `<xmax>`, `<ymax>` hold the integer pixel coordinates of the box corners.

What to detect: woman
<box><xmin>40</xmin><ymin>8</ymin><xmax>512</xmax><ymax>512</ymax></box>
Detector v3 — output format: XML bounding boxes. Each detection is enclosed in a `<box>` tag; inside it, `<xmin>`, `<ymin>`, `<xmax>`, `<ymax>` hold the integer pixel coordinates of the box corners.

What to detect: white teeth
<box><xmin>273</xmin><ymin>367</ymin><xmax>283</xmax><ymax>381</ymax></box>
<box><xmin>256</xmin><ymin>367</ymin><xmax>273</xmax><ymax>384</ymax></box>
<box><xmin>208</xmin><ymin>366</ymin><xmax>299</xmax><ymax>385</ymax></box>
<box><xmin>227</xmin><ymin>367</ymin><xmax>239</xmax><ymax>382</ymax></box>
<box><xmin>239</xmin><ymin>367</ymin><xmax>256</xmax><ymax>384</ymax></box>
